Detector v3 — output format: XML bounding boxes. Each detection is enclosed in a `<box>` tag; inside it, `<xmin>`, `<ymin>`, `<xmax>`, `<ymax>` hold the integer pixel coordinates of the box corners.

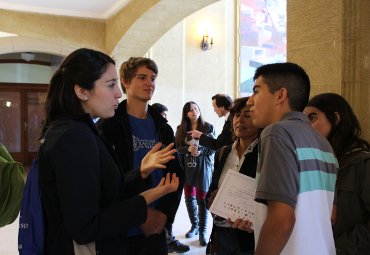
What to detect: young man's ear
<box><xmin>121</xmin><ymin>78</ymin><xmax>129</xmax><ymax>91</ymax></box>
<box><xmin>275</xmin><ymin>87</ymin><xmax>288</xmax><ymax>105</ymax></box>
<box><xmin>74</xmin><ymin>84</ymin><xmax>89</xmax><ymax>101</ymax></box>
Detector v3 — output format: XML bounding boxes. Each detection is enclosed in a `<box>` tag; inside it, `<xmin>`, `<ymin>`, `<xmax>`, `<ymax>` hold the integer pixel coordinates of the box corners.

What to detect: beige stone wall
<box><xmin>345</xmin><ymin>0</ymin><xmax>370</xmax><ymax>141</ymax></box>
<box><xmin>288</xmin><ymin>0</ymin><xmax>370</xmax><ymax>142</ymax></box>
<box><xmin>0</xmin><ymin>9</ymin><xmax>106</xmax><ymax>52</ymax></box>
<box><xmin>0</xmin><ymin>36</ymin><xmax>74</xmax><ymax>56</ymax></box>
<box><xmin>288</xmin><ymin>0</ymin><xmax>343</xmax><ymax>95</ymax></box>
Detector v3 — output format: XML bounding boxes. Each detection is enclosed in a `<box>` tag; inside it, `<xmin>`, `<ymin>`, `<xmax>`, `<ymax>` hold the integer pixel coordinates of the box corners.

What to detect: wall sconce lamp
<box><xmin>200</xmin><ymin>35</ymin><xmax>213</xmax><ymax>51</ymax></box>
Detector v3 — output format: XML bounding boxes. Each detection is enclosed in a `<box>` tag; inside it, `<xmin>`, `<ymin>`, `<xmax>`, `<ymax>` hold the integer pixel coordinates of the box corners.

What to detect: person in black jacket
<box><xmin>100</xmin><ymin>57</ymin><xmax>184</xmax><ymax>255</ymax></box>
<box><xmin>206</xmin><ymin>97</ymin><xmax>259</xmax><ymax>255</ymax></box>
<box><xmin>38</xmin><ymin>48</ymin><xmax>179</xmax><ymax>255</ymax></box>
<box><xmin>188</xmin><ymin>94</ymin><xmax>234</xmax><ymax>150</ymax></box>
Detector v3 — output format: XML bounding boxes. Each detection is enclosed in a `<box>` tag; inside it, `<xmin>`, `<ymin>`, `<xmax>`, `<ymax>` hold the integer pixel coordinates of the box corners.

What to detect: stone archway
<box><xmin>0</xmin><ymin>36</ymin><xmax>73</xmax><ymax>57</ymax></box>
<box><xmin>108</xmin><ymin>0</ymin><xmax>220</xmax><ymax>60</ymax></box>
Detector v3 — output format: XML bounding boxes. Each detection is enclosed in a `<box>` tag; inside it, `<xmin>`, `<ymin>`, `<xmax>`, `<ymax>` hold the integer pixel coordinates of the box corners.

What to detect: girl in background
<box><xmin>175</xmin><ymin>101</ymin><xmax>215</xmax><ymax>246</ymax></box>
<box><xmin>304</xmin><ymin>93</ymin><xmax>370</xmax><ymax>255</ymax></box>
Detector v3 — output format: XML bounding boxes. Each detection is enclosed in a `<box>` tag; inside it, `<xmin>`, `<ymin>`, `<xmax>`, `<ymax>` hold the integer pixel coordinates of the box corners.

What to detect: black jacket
<box><xmin>199</xmin><ymin>114</ymin><xmax>233</xmax><ymax>150</ymax></box>
<box><xmin>206</xmin><ymin>141</ymin><xmax>258</xmax><ymax>252</ymax></box>
<box><xmin>100</xmin><ymin>100</ymin><xmax>184</xmax><ymax>223</ymax></box>
<box><xmin>38</xmin><ymin>115</ymin><xmax>148</xmax><ymax>255</ymax></box>
<box><xmin>176</xmin><ymin>123</ymin><xmax>215</xmax><ymax>191</ymax></box>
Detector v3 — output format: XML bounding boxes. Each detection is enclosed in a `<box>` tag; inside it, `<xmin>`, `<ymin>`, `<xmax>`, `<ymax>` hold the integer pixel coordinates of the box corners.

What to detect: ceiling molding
<box><xmin>0</xmin><ymin>0</ymin><xmax>130</xmax><ymax>19</ymax></box>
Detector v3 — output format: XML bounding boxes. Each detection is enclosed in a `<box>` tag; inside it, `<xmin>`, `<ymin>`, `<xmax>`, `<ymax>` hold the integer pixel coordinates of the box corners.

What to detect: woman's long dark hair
<box><xmin>41</xmin><ymin>48</ymin><xmax>115</xmax><ymax>137</ymax></box>
<box><xmin>307</xmin><ymin>93</ymin><xmax>369</xmax><ymax>161</ymax></box>
<box><xmin>175</xmin><ymin>101</ymin><xmax>207</xmax><ymax>147</ymax></box>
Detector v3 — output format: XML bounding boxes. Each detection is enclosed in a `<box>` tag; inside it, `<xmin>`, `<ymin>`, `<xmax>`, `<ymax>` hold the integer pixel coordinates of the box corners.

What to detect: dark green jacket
<box><xmin>333</xmin><ymin>150</ymin><xmax>370</xmax><ymax>255</ymax></box>
<box><xmin>0</xmin><ymin>143</ymin><xmax>24</xmax><ymax>227</ymax></box>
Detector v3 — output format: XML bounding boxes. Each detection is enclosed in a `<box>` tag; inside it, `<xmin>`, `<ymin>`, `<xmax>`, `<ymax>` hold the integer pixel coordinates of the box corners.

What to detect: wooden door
<box><xmin>0</xmin><ymin>83</ymin><xmax>48</xmax><ymax>165</ymax></box>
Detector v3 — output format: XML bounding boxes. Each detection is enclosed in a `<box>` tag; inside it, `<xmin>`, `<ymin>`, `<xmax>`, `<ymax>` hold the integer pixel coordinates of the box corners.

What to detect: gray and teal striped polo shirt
<box><xmin>253</xmin><ymin>111</ymin><xmax>337</xmax><ymax>255</ymax></box>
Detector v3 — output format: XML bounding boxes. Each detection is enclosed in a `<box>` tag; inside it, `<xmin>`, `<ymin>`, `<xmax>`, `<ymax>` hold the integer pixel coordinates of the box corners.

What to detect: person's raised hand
<box><xmin>188</xmin><ymin>144</ymin><xmax>200</xmax><ymax>157</ymax></box>
<box><xmin>187</xmin><ymin>130</ymin><xmax>203</xmax><ymax>139</ymax></box>
<box><xmin>140</xmin><ymin>143</ymin><xmax>176</xmax><ymax>179</ymax></box>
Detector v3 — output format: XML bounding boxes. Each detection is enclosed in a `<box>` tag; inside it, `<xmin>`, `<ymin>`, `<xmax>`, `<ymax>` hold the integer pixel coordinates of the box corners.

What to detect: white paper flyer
<box><xmin>210</xmin><ymin>170</ymin><xmax>256</xmax><ymax>223</ymax></box>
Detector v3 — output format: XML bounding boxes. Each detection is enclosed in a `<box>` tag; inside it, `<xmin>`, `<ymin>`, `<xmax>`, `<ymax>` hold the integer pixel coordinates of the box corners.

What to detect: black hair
<box><xmin>229</xmin><ymin>97</ymin><xmax>250</xmax><ymax>140</ymax></box>
<box><xmin>119</xmin><ymin>57</ymin><xmax>158</xmax><ymax>93</ymax></box>
<box><xmin>175</xmin><ymin>101</ymin><xmax>207</xmax><ymax>147</ymax></box>
<box><xmin>151</xmin><ymin>103</ymin><xmax>168</xmax><ymax>114</ymax></box>
<box><xmin>254</xmin><ymin>62</ymin><xmax>310</xmax><ymax>111</ymax></box>
<box><xmin>42</xmin><ymin>48</ymin><xmax>115</xmax><ymax>137</ymax></box>
<box><xmin>307</xmin><ymin>93</ymin><xmax>369</xmax><ymax>161</ymax></box>
<box><xmin>230</xmin><ymin>97</ymin><xmax>249</xmax><ymax>118</ymax></box>
<box><xmin>211</xmin><ymin>94</ymin><xmax>233</xmax><ymax>110</ymax></box>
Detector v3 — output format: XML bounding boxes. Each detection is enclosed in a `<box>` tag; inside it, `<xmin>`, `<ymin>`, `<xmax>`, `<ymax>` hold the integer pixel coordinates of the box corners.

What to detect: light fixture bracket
<box><xmin>200</xmin><ymin>35</ymin><xmax>213</xmax><ymax>51</ymax></box>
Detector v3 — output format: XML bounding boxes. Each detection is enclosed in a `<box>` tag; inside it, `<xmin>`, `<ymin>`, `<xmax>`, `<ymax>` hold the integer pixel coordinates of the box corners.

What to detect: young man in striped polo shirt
<box><xmin>246</xmin><ymin>63</ymin><xmax>337</xmax><ymax>255</ymax></box>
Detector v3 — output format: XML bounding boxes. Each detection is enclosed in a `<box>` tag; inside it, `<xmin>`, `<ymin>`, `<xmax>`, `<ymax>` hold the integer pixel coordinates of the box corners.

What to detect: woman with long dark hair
<box><xmin>304</xmin><ymin>93</ymin><xmax>370</xmax><ymax>255</ymax></box>
<box><xmin>175</xmin><ymin>101</ymin><xmax>215</xmax><ymax>246</ymax></box>
<box><xmin>38</xmin><ymin>48</ymin><xmax>179</xmax><ymax>255</ymax></box>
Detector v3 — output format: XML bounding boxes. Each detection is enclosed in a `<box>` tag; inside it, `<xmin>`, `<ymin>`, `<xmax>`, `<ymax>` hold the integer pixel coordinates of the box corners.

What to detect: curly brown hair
<box><xmin>229</xmin><ymin>97</ymin><xmax>249</xmax><ymax>140</ymax></box>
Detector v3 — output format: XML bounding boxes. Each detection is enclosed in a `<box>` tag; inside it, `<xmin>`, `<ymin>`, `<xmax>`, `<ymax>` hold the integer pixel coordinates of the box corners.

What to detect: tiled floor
<box><xmin>0</xmin><ymin>194</ymin><xmax>211</xmax><ymax>255</ymax></box>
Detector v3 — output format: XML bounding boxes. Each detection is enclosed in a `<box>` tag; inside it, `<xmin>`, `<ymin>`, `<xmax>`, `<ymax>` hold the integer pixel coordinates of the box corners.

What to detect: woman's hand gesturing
<box><xmin>156</xmin><ymin>172</ymin><xmax>179</xmax><ymax>195</ymax></box>
<box><xmin>140</xmin><ymin>143</ymin><xmax>176</xmax><ymax>179</ymax></box>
